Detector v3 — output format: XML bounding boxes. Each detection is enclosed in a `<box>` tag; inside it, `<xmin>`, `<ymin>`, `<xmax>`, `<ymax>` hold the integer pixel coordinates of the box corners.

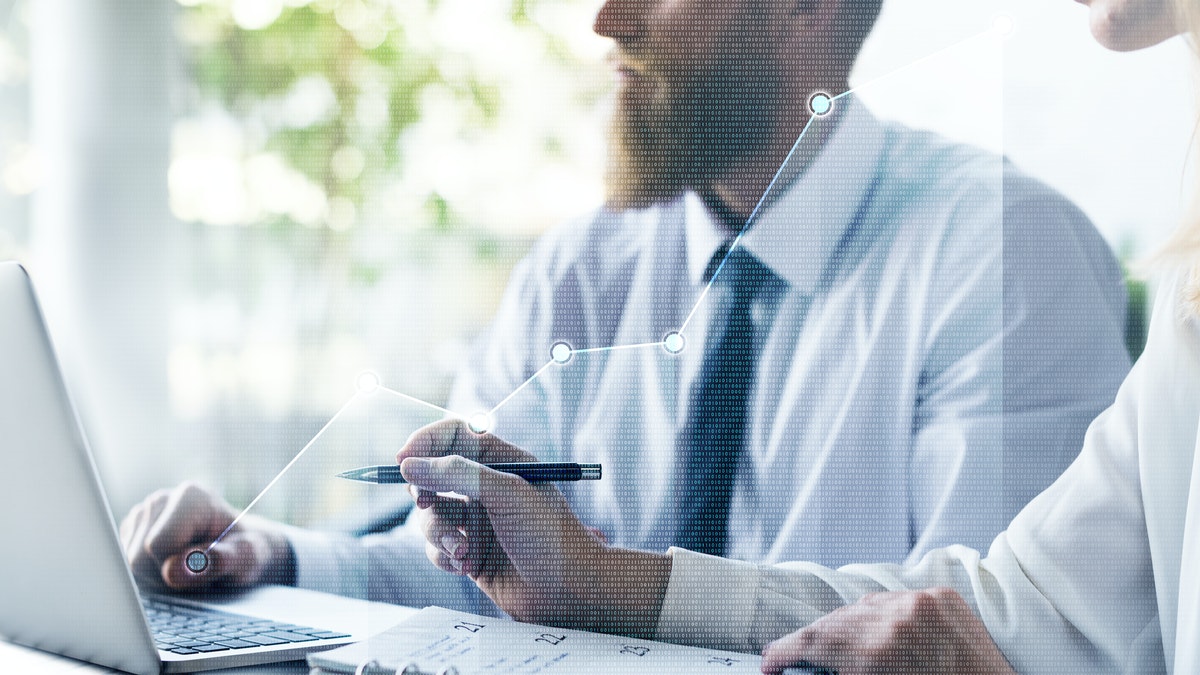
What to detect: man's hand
<box><xmin>119</xmin><ymin>481</ymin><xmax>293</xmax><ymax>592</ymax></box>
<box><xmin>759</xmin><ymin>588</ymin><xmax>1016</xmax><ymax>675</ymax></box>
<box><xmin>398</xmin><ymin>419</ymin><xmax>670</xmax><ymax>637</ymax></box>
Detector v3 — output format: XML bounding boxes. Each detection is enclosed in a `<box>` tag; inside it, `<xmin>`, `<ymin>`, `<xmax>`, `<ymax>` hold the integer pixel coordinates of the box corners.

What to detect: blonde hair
<box><xmin>1158</xmin><ymin>0</ymin><xmax>1200</xmax><ymax>312</ymax></box>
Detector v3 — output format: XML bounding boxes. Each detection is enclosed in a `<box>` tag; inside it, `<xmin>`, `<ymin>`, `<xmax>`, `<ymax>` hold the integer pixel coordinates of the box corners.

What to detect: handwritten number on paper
<box><xmin>708</xmin><ymin>657</ymin><xmax>740</xmax><ymax>666</ymax></box>
<box><xmin>453</xmin><ymin>621</ymin><xmax>485</xmax><ymax>633</ymax></box>
<box><xmin>534</xmin><ymin>633</ymin><xmax>567</xmax><ymax>646</ymax></box>
<box><xmin>620</xmin><ymin>645</ymin><xmax>650</xmax><ymax>657</ymax></box>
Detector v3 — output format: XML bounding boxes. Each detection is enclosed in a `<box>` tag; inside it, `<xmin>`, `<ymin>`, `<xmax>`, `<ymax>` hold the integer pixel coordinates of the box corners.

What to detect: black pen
<box><xmin>336</xmin><ymin>462</ymin><xmax>602</xmax><ymax>484</ymax></box>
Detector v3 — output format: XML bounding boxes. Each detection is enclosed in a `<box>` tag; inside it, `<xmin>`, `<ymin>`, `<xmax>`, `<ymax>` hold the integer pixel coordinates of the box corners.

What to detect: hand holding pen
<box><xmin>338</xmin><ymin>462</ymin><xmax>602</xmax><ymax>484</ymax></box>
<box><xmin>392</xmin><ymin>419</ymin><xmax>667</xmax><ymax>637</ymax></box>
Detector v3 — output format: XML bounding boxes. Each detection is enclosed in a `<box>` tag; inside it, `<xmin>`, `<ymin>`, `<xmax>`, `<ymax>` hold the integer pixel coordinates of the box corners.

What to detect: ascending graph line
<box><xmin>678</xmin><ymin>112</ymin><xmax>819</xmax><ymax>333</ymax></box>
<box><xmin>378</xmin><ymin>385</ymin><xmax>464</xmax><ymax>420</ymax></box>
<box><xmin>573</xmin><ymin>341</ymin><xmax>665</xmax><ymax>354</ymax></box>
<box><xmin>489</xmin><ymin>359</ymin><xmax>555</xmax><ymax>417</ymax></box>
<box><xmin>679</xmin><ymin>24</ymin><xmax>1001</xmax><ymax>335</ymax></box>
<box><xmin>830</xmin><ymin>28</ymin><xmax>995</xmax><ymax>104</ymax></box>
<box><xmin>191</xmin><ymin>23</ymin><xmax>1006</xmax><ymax>564</ymax></box>
<box><xmin>207</xmin><ymin>393</ymin><xmax>363</xmax><ymax>551</ymax></box>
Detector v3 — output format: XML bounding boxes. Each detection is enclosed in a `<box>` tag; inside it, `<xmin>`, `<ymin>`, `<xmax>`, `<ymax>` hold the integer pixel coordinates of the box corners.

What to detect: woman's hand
<box><xmin>760</xmin><ymin>588</ymin><xmax>1016</xmax><ymax>675</ymax></box>
<box><xmin>398</xmin><ymin>419</ymin><xmax>670</xmax><ymax>637</ymax></box>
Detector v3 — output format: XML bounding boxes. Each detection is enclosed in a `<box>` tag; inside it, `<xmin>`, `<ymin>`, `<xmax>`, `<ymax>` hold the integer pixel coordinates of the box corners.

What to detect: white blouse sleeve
<box><xmin>655</xmin><ymin>273</ymin><xmax>1191</xmax><ymax>674</ymax></box>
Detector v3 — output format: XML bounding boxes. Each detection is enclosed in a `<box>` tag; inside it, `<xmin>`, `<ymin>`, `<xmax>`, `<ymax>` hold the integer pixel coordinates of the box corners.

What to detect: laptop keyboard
<box><xmin>142</xmin><ymin>597</ymin><xmax>351</xmax><ymax>655</ymax></box>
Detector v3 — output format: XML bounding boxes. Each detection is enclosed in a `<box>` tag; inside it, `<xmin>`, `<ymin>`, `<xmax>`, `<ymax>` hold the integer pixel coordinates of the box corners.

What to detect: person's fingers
<box><xmin>416</xmin><ymin>488</ymin><xmax>438</xmax><ymax>509</ymax></box>
<box><xmin>161</xmin><ymin>549</ymin><xmax>219</xmax><ymax>590</ymax></box>
<box><xmin>403</xmin><ymin>451</ymin><xmax>477</xmax><ymax>499</ymax></box>
<box><xmin>145</xmin><ymin>482</ymin><xmax>231</xmax><ymax>563</ymax></box>
<box><xmin>407</xmin><ymin>484</ymin><xmax>441</xmax><ymax>509</ymax></box>
<box><xmin>760</xmin><ymin>627</ymin><xmax>824</xmax><ymax>674</ymax></box>
<box><xmin>425</xmin><ymin>540</ymin><xmax>465</xmax><ymax>575</ymax></box>
<box><xmin>402</xmin><ymin>455</ymin><xmax>554</xmax><ymax>525</ymax></box>
<box><xmin>123</xmin><ymin>491</ymin><xmax>172</xmax><ymax>584</ymax></box>
<box><xmin>411</xmin><ymin>488</ymin><xmax>499</xmax><ymax>579</ymax></box>
<box><xmin>761</xmin><ymin>603</ymin><xmax>868</xmax><ymax>675</ymax></box>
<box><xmin>397</xmin><ymin>419</ymin><xmax>537</xmax><ymax>465</ymax></box>
<box><xmin>120</xmin><ymin>487</ymin><xmax>168</xmax><ymax>552</ymax></box>
<box><xmin>445</xmin><ymin>499</ymin><xmax>496</xmax><ymax>578</ymax></box>
<box><xmin>398</xmin><ymin>419</ymin><xmax>463</xmax><ymax>462</ymax></box>
<box><xmin>422</xmin><ymin>498</ymin><xmax>469</xmax><ymax>557</ymax></box>
<box><xmin>134</xmin><ymin>491</ymin><xmax>173</xmax><ymax>560</ymax></box>
<box><xmin>458</xmin><ymin>508</ymin><xmax>500</xmax><ymax>579</ymax></box>
<box><xmin>121</xmin><ymin>499</ymin><xmax>153</xmax><ymax>562</ymax></box>
<box><xmin>160</xmin><ymin>535</ymin><xmax>260</xmax><ymax>590</ymax></box>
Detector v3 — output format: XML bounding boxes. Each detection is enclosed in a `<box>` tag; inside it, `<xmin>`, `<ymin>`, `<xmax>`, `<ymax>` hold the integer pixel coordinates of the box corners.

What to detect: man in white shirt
<box><xmin>120</xmin><ymin>0</ymin><xmax>1130</xmax><ymax>614</ymax></box>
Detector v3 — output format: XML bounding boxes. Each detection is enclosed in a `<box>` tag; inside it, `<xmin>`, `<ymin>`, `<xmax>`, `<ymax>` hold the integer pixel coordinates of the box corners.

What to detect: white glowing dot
<box><xmin>550</xmin><ymin>342</ymin><xmax>573</xmax><ymax>364</ymax></box>
<box><xmin>468</xmin><ymin>412</ymin><xmax>494</xmax><ymax>434</ymax></box>
<box><xmin>992</xmin><ymin>14</ymin><xmax>1014</xmax><ymax>36</ymax></box>
<box><xmin>356</xmin><ymin>370</ymin><xmax>381</xmax><ymax>394</ymax></box>
<box><xmin>662</xmin><ymin>332</ymin><xmax>685</xmax><ymax>354</ymax></box>
<box><xmin>809</xmin><ymin>93</ymin><xmax>833</xmax><ymax>117</ymax></box>
<box><xmin>185</xmin><ymin>550</ymin><xmax>209</xmax><ymax>574</ymax></box>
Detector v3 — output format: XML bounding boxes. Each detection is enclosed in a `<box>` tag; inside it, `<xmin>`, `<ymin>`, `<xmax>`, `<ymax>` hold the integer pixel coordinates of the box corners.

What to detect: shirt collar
<box><xmin>684</xmin><ymin>98</ymin><xmax>885</xmax><ymax>294</ymax></box>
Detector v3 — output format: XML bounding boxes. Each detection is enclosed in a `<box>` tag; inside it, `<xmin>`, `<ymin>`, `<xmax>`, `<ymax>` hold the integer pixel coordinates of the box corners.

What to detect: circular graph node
<box><xmin>991</xmin><ymin>14</ymin><xmax>1014</xmax><ymax>36</ymax></box>
<box><xmin>467</xmin><ymin>411</ymin><xmax>494</xmax><ymax>435</ymax></box>
<box><xmin>662</xmin><ymin>332</ymin><xmax>686</xmax><ymax>354</ymax></box>
<box><xmin>185</xmin><ymin>550</ymin><xmax>210</xmax><ymax>574</ymax></box>
<box><xmin>355</xmin><ymin>370</ymin><xmax>381</xmax><ymax>394</ymax></box>
<box><xmin>808</xmin><ymin>92</ymin><xmax>833</xmax><ymax>117</ymax></box>
<box><xmin>550</xmin><ymin>341</ymin><xmax>573</xmax><ymax>364</ymax></box>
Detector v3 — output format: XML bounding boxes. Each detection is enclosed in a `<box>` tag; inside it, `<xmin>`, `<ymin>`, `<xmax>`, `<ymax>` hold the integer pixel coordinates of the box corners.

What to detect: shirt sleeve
<box><xmin>285</xmin><ymin>515</ymin><xmax>498</xmax><ymax>614</ymax></box>
<box><xmin>284</xmin><ymin>221</ymin><xmax>587</xmax><ymax>608</ymax></box>
<box><xmin>656</xmin><ymin>272</ymin><xmax>1179</xmax><ymax>673</ymax></box>
<box><xmin>904</xmin><ymin>177</ymin><xmax>1131</xmax><ymax>561</ymax></box>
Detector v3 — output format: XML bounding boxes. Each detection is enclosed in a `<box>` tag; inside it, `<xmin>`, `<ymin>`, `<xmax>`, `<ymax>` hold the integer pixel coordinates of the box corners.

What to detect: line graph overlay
<box><xmin>678</xmin><ymin>112</ymin><xmax>818</xmax><ymax>333</ymax></box>
<box><xmin>207</xmin><ymin>393</ymin><xmax>362</xmax><ymax>551</ymax></box>
<box><xmin>378</xmin><ymin>385</ymin><xmax>465</xmax><ymax>420</ymax></box>
<box><xmin>195</xmin><ymin>22</ymin><xmax>1005</xmax><ymax>558</ymax></box>
<box><xmin>831</xmin><ymin>27</ymin><xmax>996</xmax><ymax>104</ymax></box>
<box><xmin>572</xmin><ymin>340</ymin><xmax>665</xmax><ymax>355</ymax></box>
<box><xmin>489</xmin><ymin>359</ymin><xmax>555</xmax><ymax>417</ymax></box>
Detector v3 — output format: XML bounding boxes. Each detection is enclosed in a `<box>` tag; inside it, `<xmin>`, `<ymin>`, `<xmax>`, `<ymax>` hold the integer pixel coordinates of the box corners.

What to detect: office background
<box><xmin>0</xmin><ymin>0</ymin><xmax>1193</xmax><ymax>525</ymax></box>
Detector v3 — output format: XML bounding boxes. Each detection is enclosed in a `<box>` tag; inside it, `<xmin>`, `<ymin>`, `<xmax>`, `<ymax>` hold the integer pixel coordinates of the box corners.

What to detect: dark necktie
<box><xmin>674</xmin><ymin>246</ymin><xmax>777</xmax><ymax>556</ymax></box>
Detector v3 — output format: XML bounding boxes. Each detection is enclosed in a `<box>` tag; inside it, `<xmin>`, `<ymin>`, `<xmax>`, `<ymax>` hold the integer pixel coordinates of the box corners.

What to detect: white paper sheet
<box><xmin>308</xmin><ymin>606</ymin><xmax>763</xmax><ymax>674</ymax></box>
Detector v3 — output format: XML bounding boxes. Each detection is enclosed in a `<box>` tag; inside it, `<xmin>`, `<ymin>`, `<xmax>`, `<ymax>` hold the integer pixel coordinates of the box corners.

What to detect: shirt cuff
<box><xmin>281</xmin><ymin>524</ymin><xmax>368</xmax><ymax>599</ymax></box>
<box><xmin>654</xmin><ymin>547</ymin><xmax>760</xmax><ymax>651</ymax></box>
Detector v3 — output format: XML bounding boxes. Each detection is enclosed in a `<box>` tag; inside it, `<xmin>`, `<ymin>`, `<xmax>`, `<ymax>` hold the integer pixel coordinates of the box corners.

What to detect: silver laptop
<box><xmin>0</xmin><ymin>261</ymin><xmax>412</xmax><ymax>673</ymax></box>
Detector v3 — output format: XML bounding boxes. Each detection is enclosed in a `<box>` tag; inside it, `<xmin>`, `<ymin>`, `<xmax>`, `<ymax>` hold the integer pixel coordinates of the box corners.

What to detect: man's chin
<box><xmin>603</xmin><ymin>184</ymin><xmax>687</xmax><ymax>212</ymax></box>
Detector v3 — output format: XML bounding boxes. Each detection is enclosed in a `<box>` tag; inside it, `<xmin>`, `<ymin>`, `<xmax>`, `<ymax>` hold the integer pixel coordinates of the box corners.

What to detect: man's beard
<box><xmin>605</xmin><ymin>46</ymin><xmax>783</xmax><ymax>211</ymax></box>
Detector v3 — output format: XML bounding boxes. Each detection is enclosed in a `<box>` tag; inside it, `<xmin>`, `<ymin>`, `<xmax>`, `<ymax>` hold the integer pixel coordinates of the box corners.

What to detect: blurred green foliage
<box><xmin>176</xmin><ymin>0</ymin><xmax>591</xmax><ymax>235</ymax></box>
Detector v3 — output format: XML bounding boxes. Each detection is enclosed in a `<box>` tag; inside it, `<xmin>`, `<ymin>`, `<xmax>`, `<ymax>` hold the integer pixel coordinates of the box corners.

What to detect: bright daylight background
<box><xmin>0</xmin><ymin>0</ymin><xmax>1194</xmax><ymax>527</ymax></box>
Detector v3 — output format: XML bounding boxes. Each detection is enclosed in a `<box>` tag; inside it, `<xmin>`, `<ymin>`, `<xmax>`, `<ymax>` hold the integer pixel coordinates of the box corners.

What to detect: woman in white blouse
<box><xmin>397</xmin><ymin>0</ymin><xmax>1200</xmax><ymax>672</ymax></box>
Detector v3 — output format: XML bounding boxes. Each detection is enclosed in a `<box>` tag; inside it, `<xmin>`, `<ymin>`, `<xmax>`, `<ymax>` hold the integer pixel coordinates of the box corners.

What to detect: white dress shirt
<box><xmin>287</xmin><ymin>100</ymin><xmax>1131</xmax><ymax>612</ymax></box>
<box><xmin>656</xmin><ymin>266</ymin><xmax>1200</xmax><ymax>674</ymax></box>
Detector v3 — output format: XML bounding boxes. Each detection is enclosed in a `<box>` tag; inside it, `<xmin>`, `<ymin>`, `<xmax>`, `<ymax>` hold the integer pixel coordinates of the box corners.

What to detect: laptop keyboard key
<box><xmin>242</xmin><ymin>634</ymin><xmax>288</xmax><ymax>646</ymax></box>
<box><xmin>214</xmin><ymin>639</ymin><xmax>260</xmax><ymax>649</ymax></box>
<box><xmin>261</xmin><ymin>631</ymin><xmax>318</xmax><ymax>642</ymax></box>
<box><xmin>308</xmin><ymin>631</ymin><xmax>352</xmax><ymax>639</ymax></box>
<box><xmin>191</xmin><ymin>644</ymin><xmax>231</xmax><ymax>652</ymax></box>
<box><xmin>143</xmin><ymin>596</ymin><xmax>337</xmax><ymax>653</ymax></box>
